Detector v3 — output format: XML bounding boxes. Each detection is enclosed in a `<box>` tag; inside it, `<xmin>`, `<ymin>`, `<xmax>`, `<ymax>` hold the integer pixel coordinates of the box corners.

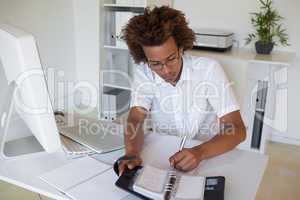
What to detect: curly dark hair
<box><xmin>122</xmin><ymin>6</ymin><xmax>195</xmax><ymax>64</ymax></box>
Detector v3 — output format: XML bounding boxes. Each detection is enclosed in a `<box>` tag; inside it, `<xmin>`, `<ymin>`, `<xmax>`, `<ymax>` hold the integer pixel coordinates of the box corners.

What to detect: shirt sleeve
<box><xmin>130</xmin><ymin>65</ymin><xmax>155</xmax><ymax>111</ymax></box>
<box><xmin>206</xmin><ymin>61</ymin><xmax>240</xmax><ymax>118</ymax></box>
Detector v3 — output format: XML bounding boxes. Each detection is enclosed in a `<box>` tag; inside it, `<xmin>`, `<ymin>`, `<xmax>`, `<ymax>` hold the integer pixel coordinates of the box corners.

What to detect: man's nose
<box><xmin>161</xmin><ymin>64</ymin><xmax>171</xmax><ymax>74</ymax></box>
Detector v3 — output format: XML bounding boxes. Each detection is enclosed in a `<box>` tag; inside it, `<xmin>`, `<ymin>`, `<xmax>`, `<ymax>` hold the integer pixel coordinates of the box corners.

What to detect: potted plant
<box><xmin>246</xmin><ymin>0</ymin><xmax>289</xmax><ymax>54</ymax></box>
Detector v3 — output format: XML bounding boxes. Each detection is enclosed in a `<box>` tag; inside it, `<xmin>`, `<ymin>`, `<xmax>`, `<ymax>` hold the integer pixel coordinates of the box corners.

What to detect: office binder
<box><xmin>251</xmin><ymin>80</ymin><xmax>268</xmax><ymax>149</ymax></box>
<box><xmin>109</xmin><ymin>94</ymin><xmax>117</xmax><ymax>121</ymax></box>
<box><xmin>102</xmin><ymin>94</ymin><xmax>117</xmax><ymax>121</ymax></box>
<box><xmin>115</xmin><ymin>11</ymin><xmax>133</xmax><ymax>48</ymax></box>
<box><xmin>102</xmin><ymin>94</ymin><xmax>110</xmax><ymax>120</ymax></box>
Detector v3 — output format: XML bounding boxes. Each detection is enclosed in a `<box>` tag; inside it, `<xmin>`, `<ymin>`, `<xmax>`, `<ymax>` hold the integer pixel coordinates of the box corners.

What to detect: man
<box><xmin>118</xmin><ymin>6</ymin><xmax>246</xmax><ymax>175</ymax></box>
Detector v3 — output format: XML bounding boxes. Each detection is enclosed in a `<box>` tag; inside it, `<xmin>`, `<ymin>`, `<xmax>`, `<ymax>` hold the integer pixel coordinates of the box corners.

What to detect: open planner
<box><xmin>133</xmin><ymin>165</ymin><xmax>206</xmax><ymax>200</ymax></box>
<box><xmin>115</xmin><ymin>163</ymin><xmax>225</xmax><ymax>200</ymax></box>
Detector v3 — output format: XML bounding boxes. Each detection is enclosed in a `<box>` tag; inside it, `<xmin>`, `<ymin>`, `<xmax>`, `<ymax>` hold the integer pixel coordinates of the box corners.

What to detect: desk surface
<box><xmin>0</xmin><ymin>133</ymin><xmax>268</xmax><ymax>200</ymax></box>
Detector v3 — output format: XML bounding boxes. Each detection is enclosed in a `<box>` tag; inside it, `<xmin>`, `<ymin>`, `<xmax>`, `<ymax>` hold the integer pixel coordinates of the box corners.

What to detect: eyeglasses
<box><xmin>147</xmin><ymin>49</ymin><xmax>181</xmax><ymax>71</ymax></box>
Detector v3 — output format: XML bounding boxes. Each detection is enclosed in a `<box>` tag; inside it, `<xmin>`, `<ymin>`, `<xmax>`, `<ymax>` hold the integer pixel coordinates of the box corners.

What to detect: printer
<box><xmin>193</xmin><ymin>28</ymin><xmax>234</xmax><ymax>52</ymax></box>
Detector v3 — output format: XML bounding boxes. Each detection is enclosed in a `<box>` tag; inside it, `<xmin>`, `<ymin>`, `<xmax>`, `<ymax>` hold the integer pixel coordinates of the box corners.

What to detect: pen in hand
<box><xmin>170</xmin><ymin>135</ymin><xmax>187</xmax><ymax>167</ymax></box>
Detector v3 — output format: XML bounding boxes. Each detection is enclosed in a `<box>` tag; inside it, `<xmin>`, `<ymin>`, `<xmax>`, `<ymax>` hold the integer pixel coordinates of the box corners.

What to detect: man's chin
<box><xmin>163</xmin><ymin>77</ymin><xmax>175</xmax><ymax>83</ymax></box>
<box><xmin>165</xmin><ymin>79</ymin><xmax>174</xmax><ymax>83</ymax></box>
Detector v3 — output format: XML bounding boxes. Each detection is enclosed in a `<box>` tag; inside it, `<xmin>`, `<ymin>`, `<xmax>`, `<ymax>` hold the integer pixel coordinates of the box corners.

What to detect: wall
<box><xmin>0</xmin><ymin>0</ymin><xmax>101</xmax><ymax>114</ymax></box>
<box><xmin>0</xmin><ymin>0</ymin><xmax>77</xmax><ymax>110</ymax></box>
<box><xmin>174</xmin><ymin>0</ymin><xmax>300</xmax><ymax>142</ymax></box>
<box><xmin>73</xmin><ymin>0</ymin><xmax>100</xmax><ymax>109</ymax></box>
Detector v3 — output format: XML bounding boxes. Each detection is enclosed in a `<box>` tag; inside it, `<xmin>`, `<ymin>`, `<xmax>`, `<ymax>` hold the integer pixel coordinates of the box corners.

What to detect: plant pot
<box><xmin>255</xmin><ymin>41</ymin><xmax>274</xmax><ymax>54</ymax></box>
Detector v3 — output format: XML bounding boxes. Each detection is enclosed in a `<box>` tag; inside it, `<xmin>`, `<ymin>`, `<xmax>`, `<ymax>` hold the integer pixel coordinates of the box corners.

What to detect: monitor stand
<box><xmin>0</xmin><ymin>81</ymin><xmax>46</xmax><ymax>160</ymax></box>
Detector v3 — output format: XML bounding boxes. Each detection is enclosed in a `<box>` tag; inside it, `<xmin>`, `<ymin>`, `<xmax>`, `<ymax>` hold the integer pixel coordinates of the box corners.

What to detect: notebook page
<box><xmin>67</xmin><ymin>168</ymin><xmax>128</xmax><ymax>200</ymax></box>
<box><xmin>134</xmin><ymin>165</ymin><xmax>168</xmax><ymax>195</ymax></box>
<box><xmin>40</xmin><ymin>156</ymin><xmax>111</xmax><ymax>191</ymax></box>
<box><xmin>175</xmin><ymin>175</ymin><xmax>205</xmax><ymax>200</ymax></box>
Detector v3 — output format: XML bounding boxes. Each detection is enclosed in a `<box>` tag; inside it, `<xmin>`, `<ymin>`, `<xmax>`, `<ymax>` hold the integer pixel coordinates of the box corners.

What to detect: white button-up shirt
<box><xmin>130</xmin><ymin>55</ymin><xmax>239</xmax><ymax>139</ymax></box>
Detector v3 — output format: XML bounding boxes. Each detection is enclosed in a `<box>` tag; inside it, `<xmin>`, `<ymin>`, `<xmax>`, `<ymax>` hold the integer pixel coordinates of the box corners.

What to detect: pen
<box><xmin>179</xmin><ymin>135</ymin><xmax>187</xmax><ymax>151</ymax></box>
<box><xmin>170</xmin><ymin>135</ymin><xmax>188</xmax><ymax>168</ymax></box>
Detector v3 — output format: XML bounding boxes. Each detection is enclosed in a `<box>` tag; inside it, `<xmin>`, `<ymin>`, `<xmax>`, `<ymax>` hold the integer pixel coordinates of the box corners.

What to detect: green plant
<box><xmin>246</xmin><ymin>0</ymin><xmax>289</xmax><ymax>46</ymax></box>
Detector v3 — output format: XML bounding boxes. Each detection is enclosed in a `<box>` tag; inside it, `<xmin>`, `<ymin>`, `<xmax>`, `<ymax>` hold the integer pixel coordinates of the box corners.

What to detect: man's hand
<box><xmin>118</xmin><ymin>156</ymin><xmax>143</xmax><ymax>176</ymax></box>
<box><xmin>169</xmin><ymin>147</ymin><xmax>202</xmax><ymax>172</ymax></box>
<box><xmin>120</xmin><ymin>107</ymin><xmax>146</xmax><ymax>176</ymax></box>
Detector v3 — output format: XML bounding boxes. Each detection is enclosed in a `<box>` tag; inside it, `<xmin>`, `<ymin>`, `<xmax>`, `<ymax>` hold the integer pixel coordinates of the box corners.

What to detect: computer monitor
<box><xmin>0</xmin><ymin>24</ymin><xmax>61</xmax><ymax>158</ymax></box>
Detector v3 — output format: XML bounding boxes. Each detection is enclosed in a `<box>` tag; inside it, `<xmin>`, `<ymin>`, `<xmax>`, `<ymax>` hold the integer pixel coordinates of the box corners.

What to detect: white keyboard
<box><xmin>60</xmin><ymin>134</ymin><xmax>94</xmax><ymax>155</ymax></box>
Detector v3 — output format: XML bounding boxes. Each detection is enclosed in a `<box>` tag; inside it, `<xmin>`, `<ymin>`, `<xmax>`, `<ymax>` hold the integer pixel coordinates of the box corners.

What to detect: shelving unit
<box><xmin>100</xmin><ymin>1</ymin><xmax>139</xmax><ymax>121</ymax></box>
<box><xmin>99</xmin><ymin>0</ymin><xmax>173</xmax><ymax>121</ymax></box>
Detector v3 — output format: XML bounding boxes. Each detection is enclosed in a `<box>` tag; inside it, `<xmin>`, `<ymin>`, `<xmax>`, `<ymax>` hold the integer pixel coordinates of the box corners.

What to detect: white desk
<box><xmin>0</xmin><ymin>133</ymin><xmax>268</xmax><ymax>200</ymax></box>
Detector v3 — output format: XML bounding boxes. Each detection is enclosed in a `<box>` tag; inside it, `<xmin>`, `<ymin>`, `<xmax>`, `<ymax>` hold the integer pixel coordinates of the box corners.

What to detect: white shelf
<box><xmin>103</xmin><ymin>3</ymin><xmax>146</xmax><ymax>8</ymax></box>
<box><xmin>103</xmin><ymin>83</ymin><xmax>131</xmax><ymax>91</ymax></box>
<box><xmin>188</xmin><ymin>48</ymin><xmax>296</xmax><ymax>66</ymax></box>
<box><xmin>102</xmin><ymin>70</ymin><xmax>132</xmax><ymax>91</ymax></box>
<box><xmin>103</xmin><ymin>3</ymin><xmax>145</xmax><ymax>12</ymax></box>
<box><xmin>104</xmin><ymin>45</ymin><xmax>128</xmax><ymax>51</ymax></box>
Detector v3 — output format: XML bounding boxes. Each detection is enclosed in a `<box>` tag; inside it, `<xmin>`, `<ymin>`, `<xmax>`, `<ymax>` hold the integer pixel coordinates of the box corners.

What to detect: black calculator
<box><xmin>204</xmin><ymin>176</ymin><xmax>225</xmax><ymax>200</ymax></box>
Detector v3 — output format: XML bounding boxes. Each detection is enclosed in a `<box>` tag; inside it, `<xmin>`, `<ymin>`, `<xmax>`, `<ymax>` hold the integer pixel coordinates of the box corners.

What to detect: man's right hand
<box><xmin>118</xmin><ymin>156</ymin><xmax>143</xmax><ymax>176</ymax></box>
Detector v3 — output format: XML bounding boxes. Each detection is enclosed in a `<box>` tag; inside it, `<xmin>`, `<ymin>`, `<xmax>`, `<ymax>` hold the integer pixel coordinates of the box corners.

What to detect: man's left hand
<box><xmin>169</xmin><ymin>148</ymin><xmax>202</xmax><ymax>172</ymax></box>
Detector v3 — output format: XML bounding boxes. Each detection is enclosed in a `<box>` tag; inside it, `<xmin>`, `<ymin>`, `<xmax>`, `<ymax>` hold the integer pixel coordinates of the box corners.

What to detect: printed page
<box><xmin>175</xmin><ymin>175</ymin><xmax>205</xmax><ymax>200</ymax></box>
<box><xmin>40</xmin><ymin>156</ymin><xmax>111</xmax><ymax>191</ymax></box>
<box><xmin>67</xmin><ymin>168</ymin><xmax>128</xmax><ymax>200</ymax></box>
<box><xmin>134</xmin><ymin>165</ymin><xmax>168</xmax><ymax>194</ymax></box>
